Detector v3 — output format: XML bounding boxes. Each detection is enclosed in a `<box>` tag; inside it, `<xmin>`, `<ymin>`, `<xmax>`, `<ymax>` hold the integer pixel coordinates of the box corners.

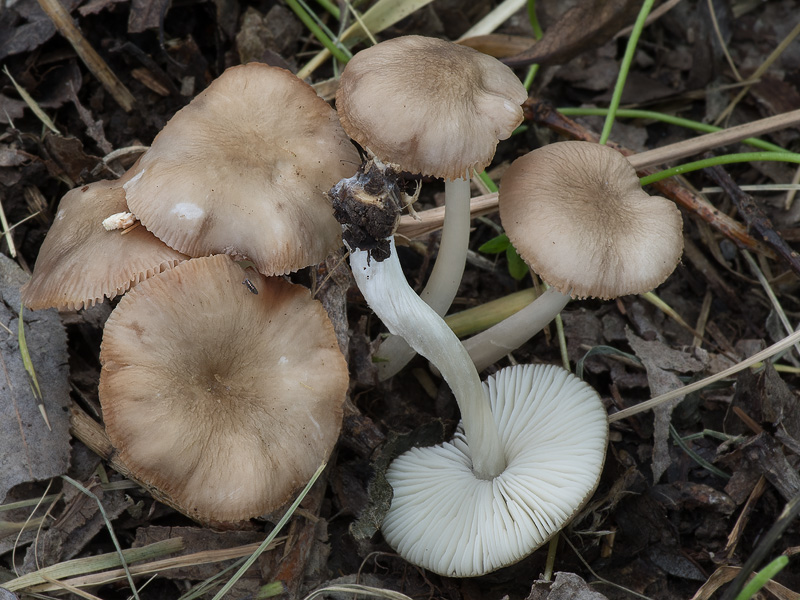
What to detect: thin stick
<box><xmin>608</xmin><ymin>327</ymin><xmax>800</xmax><ymax>423</ymax></box>
<box><xmin>628</xmin><ymin>108</ymin><xmax>800</xmax><ymax>170</ymax></box>
<box><xmin>102</xmin><ymin>145</ymin><xmax>148</xmax><ymax>165</ymax></box>
<box><xmin>396</xmin><ymin>192</ymin><xmax>497</xmax><ymax>239</ymax></box>
<box><xmin>714</xmin><ymin>20</ymin><xmax>800</xmax><ymax>125</ymax></box>
<box><xmin>0</xmin><ymin>193</ymin><xmax>16</xmax><ymax>257</ymax></box>
<box><xmin>706</xmin><ymin>0</ymin><xmax>742</xmax><ymax>82</ymax></box>
<box><xmin>35</xmin><ymin>0</ymin><xmax>135</xmax><ymax>112</ymax></box>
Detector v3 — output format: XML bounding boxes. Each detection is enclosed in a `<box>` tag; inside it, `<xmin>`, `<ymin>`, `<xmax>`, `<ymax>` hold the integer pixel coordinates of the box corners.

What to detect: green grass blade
<box><xmin>599</xmin><ymin>0</ymin><xmax>656</xmax><ymax>145</ymax></box>
<box><xmin>296</xmin><ymin>0</ymin><xmax>436</xmax><ymax>78</ymax></box>
<box><xmin>640</xmin><ymin>152</ymin><xmax>800</xmax><ymax>186</ymax></box>
<box><xmin>211</xmin><ymin>462</ymin><xmax>327</xmax><ymax>600</ymax></box>
<box><xmin>285</xmin><ymin>0</ymin><xmax>351</xmax><ymax>64</ymax></box>
<box><xmin>17</xmin><ymin>304</ymin><xmax>50</xmax><ymax>429</ymax></box>
<box><xmin>61</xmin><ymin>475</ymin><xmax>140</xmax><ymax>600</ymax></box>
<box><xmin>559</xmin><ymin>107</ymin><xmax>791</xmax><ymax>154</ymax></box>
<box><xmin>734</xmin><ymin>555</ymin><xmax>790</xmax><ymax>600</ymax></box>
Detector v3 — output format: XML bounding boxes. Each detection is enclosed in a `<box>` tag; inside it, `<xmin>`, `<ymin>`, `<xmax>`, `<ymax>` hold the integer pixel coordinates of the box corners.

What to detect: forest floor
<box><xmin>1</xmin><ymin>0</ymin><xmax>800</xmax><ymax>599</ymax></box>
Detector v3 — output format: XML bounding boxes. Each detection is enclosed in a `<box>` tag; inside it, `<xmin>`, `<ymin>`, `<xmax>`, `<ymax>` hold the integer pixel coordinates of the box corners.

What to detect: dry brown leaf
<box><xmin>527</xmin><ymin>572</ymin><xmax>610</xmax><ymax>600</ymax></box>
<box><xmin>626</xmin><ymin>328</ymin><xmax>707</xmax><ymax>483</ymax></box>
<box><xmin>0</xmin><ymin>254</ymin><xmax>71</xmax><ymax>504</ymax></box>
<box><xmin>127</xmin><ymin>0</ymin><xmax>170</xmax><ymax>33</ymax></box>
<box><xmin>0</xmin><ymin>0</ymin><xmax>81</xmax><ymax>61</ymax></box>
<box><xmin>20</xmin><ymin>477</ymin><xmax>131</xmax><ymax>571</ymax></box>
<box><xmin>691</xmin><ymin>565</ymin><xmax>799</xmax><ymax>600</ymax></box>
<box><xmin>457</xmin><ymin>34</ymin><xmax>537</xmax><ymax>58</ymax></box>
<box><xmin>503</xmin><ymin>0</ymin><xmax>640</xmax><ymax>67</ymax></box>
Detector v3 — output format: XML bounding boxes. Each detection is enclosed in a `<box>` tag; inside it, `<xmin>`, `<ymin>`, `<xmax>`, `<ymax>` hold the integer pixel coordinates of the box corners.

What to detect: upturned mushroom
<box><xmin>99</xmin><ymin>255</ymin><xmax>348</xmax><ymax>525</ymax></box>
<box><xmin>463</xmin><ymin>141</ymin><xmax>684</xmax><ymax>370</ymax></box>
<box><xmin>382</xmin><ymin>363</ymin><xmax>607</xmax><ymax>576</ymax></box>
<box><xmin>335</xmin><ymin>35</ymin><xmax>527</xmax><ymax>378</ymax></box>
<box><xmin>332</xmin><ymin>165</ymin><xmax>608</xmax><ymax>576</ymax></box>
<box><xmin>20</xmin><ymin>179</ymin><xmax>186</xmax><ymax>311</ymax></box>
<box><xmin>123</xmin><ymin>62</ymin><xmax>360</xmax><ymax>276</ymax></box>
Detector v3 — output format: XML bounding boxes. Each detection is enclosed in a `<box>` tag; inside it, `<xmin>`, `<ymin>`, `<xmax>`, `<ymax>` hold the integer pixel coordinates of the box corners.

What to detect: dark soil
<box><xmin>2</xmin><ymin>1</ymin><xmax>800</xmax><ymax>599</ymax></box>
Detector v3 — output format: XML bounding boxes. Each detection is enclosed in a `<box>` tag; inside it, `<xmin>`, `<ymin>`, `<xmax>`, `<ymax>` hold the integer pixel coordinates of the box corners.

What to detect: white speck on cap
<box><xmin>171</xmin><ymin>202</ymin><xmax>205</xmax><ymax>220</ymax></box>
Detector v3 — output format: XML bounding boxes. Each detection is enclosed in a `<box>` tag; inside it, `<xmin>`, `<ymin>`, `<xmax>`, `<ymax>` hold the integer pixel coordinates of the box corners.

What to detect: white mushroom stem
<box><xmin>350</xmin><ymin>236</ymin><xmax>506</xmax><ymax>479</ymax></box>
<box><xmin>375</xmin><ymin>177</ymin><xmax>471</xmax><ymax>380</ymax></box>
<box><xmin>462</xmin><ymin>287</ymin><xmax>572</xmax><ymax>371</ymax></box>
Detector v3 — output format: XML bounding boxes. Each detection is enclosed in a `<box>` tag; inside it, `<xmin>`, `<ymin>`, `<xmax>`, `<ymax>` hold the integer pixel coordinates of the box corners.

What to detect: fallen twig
<box><xmin>36</xmin><ymin>0</ymin><xmax>136</xmax><ymax>112</ymax></box>
<box><xmin>705</xmin><ymin>162</ymin><xmax>800</xmax><ymax>276</ymax></box>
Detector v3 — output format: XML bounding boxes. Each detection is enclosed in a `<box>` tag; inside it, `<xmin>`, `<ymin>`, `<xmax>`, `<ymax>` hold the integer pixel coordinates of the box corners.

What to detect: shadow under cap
<box><xmin>99</xmin><ymin>255</ymin><xmax>349</xmax><ymax>526</ymax></box>
<box><xmin>499</xmin><ymin>141</ymin><xmax>684</xmax><ymax>300</ymax></box>
<box><xmin>123</xmin><ymin>63</ymin><xmax>361</xmax><ymax>276</ymax></box>
<box><xmin>20</xmin><ymin>179</ymin><xmax>186</xmax><ymax>311</ymax></box>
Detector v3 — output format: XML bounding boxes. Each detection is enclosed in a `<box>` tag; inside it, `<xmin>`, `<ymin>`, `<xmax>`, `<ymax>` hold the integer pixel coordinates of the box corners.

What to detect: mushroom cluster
<box><xmin>20</xmin><ymin>32</ymin><xmax>685</xmax><ymax>575</ymax></box>
<box><xmin>326</xmin><ymin>53</ymin><xmax>683</xmax><ymax>575</ymax></box>
<box><xmin>22</xmin><ymin>62</ymin><xmax>360</xmax><ymax>310</ymax></box>
<box><xmin>22</xmin><ymin>62</ymin><xmax>357</xmax><ymax>525</ymax></box>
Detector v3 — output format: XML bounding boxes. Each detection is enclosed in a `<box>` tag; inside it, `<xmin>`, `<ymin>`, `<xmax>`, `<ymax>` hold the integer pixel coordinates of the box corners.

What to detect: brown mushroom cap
<box><xmin>99</xmin><ymin>255</ymin><xmax>348</xmax><ymax>524</ymax></box>
<box><xmin>123</xmin><ymin>63</ymin><xmax>360</xmax><ymax>276</ymax></box>
<box><xmin>20</xmin><ymin>179</ymin><xmax>186</xmax><ymax>311</ymax></box>
<box><xmin>337</xmin><ymin>35</ymin><xmax>527</xmax><ymax>180</ymax></box>
<box><xmin>499</xmin><ymin>141</ymin><xmax>683</xmax><ymax>300</ymax></box>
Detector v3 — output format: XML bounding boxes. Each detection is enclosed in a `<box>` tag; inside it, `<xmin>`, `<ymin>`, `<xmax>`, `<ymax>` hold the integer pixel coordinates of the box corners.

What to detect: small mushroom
<box><xmin>99</xmin><ymin>255</ymin><xmax>348</xmax><ymax>525</ymax></box>
<box><xmin>335</xmin><ymin>35</ymin><xmax>527</xmax><ymax>378</ymax></box>
<box><xmin>341</xmin><ymin>224</ymin><xmax>607</xmax><ymax>576</ymax></box>
<box><xmin>20</xmin><ymin>179</ymin><xmax>186</xmax><ymax>311</ymax></box>
<box><xmin>333</xmin><ymin>165</ymin><xmax>607</xmax><ymax>574</ymax></box>
<box><xmin>123</xmin><ymin>63</ymin><xmax>360</xmax><ymax>276</ymax></box>
<box><xmin>382</xmin><ymin>363</ymin><xmax>608</xmax><ymax>577</ymax></box>
<box><xmin>337</xmin><ymin>35</ymin><xmax>526</xmax><ymax>181</ymax></box>
<box><xmin>463</xmin><ymin>141</ymin><xmax>684</xmax><ymax>370</ymax></box>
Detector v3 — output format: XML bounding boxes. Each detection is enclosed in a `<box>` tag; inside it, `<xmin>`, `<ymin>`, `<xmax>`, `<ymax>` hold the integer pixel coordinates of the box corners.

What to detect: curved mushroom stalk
<box><xmin>376</xmin><ymin>177</ymin><xmax>471</xmax><ymax>379</ymax></box>
<box><xmin>349</xmin><ymin>237</ymin><xmax>505</xmax><ymax>479</ymax></box>
<box><xmin>382</xmin><ymin>363</ymin><xmax>608</xmax><ymax>577</ymax></box>
<box><xmin>462</xmin><ymin>287</ymin><xmax>572</xmax><ymax>371</ymax></box>
<box><xmin>456</xmin><ymin>141</ymin><xmax>684</xmax><ymax>371</ymax></box>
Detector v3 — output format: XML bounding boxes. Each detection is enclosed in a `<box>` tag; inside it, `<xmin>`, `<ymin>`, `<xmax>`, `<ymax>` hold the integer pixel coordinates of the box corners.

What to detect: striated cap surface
<box><xmin>337</xmin><ymin>36</ymin><xmax>527</xmax><ymax>180</ymax></box>
<box><xmin>99</xmin><ymin>255</ymin><xmax>349</xmax><ymax>524</ymax></box>
<box><xmin>500</xmin><ymin>141</ymin><xmax>683</xmax><ymax>299</ymax></box>
<box><xmin>21</xmin><ymin>179</ymin><xmax>185</xmax><ymax>311</ymax></box>
<box><xmin>124</xmin><ymin>63</ymin><xmax>360</xmax><ymax>276</ymax></box>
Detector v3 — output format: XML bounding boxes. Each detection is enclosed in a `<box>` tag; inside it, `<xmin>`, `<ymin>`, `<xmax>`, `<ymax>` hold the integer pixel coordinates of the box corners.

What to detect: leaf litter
<box><xmin>2</xmin><ymin>0</ymin><xmax>800</xmax><ymax>599</ymax></box>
